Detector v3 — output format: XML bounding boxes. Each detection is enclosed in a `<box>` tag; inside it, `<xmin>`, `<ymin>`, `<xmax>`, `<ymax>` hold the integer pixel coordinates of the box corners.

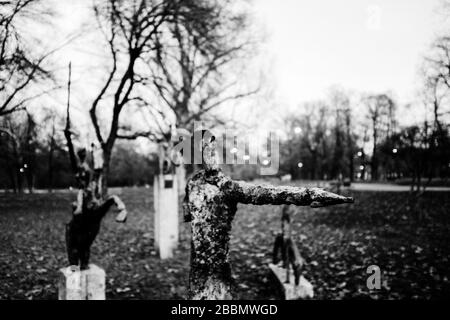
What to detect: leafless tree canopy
<box><xmin>84</xmin><ymin>0</ymin><xmax>255</xmax><ymax>193</ymax></box>
<box><xmin>149</xmin><ymin>0</ymin><xmax>257</xmax><ymax>131</ymax></box>
<box><xmin>0</xmin><ymin>0</ymin><xmax>54</xmax><ymax>116</ymax></box>
<box><xmin>423</xmin><ymin>36</ymin><xmax>450</xmax><ymax>132</ymax></box>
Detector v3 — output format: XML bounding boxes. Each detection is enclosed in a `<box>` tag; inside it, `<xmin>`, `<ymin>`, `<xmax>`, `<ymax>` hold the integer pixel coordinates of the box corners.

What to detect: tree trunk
<box><xmin>371</xmin><ymin>156</ymin><xmax>378</xmax><ymax>180</ymax></box>
<box><xmin>5</xmin><ymin>156</ymin><xmax>17</xmax><ymax>193</ymax></box>
<box><xmin>48</xmin><ymin>142</ymin><xmax>54</xmax><ymax>193</ymax></box>
<box><xmin>310</xmin><ymin>151</ymin><xmax>317</xmax><ymax>180</ymax></box>
<box><xmin>372</xmin><ymin>126</ymin><xmax>378</xmax><ymax>181</ymax></box>
<box><xmin>345</xmin><ymin>111</ymin><xmax>354</xmax><ymax>182</ymax></box>
<box><xmin>16</xmin><ymin>168</ymin><xmax>23</xmax><ymax>194</ymax></box>
<box><xmin>100</xmin><ymin>148</ymin><xmax>112</xmax><ymax>199</ymax></box>
<box><xmin>349</xmin><ymin>153</ymin><xmax>354</xmax><ymax>182</ymax></box>
<box><xmin>26</xmin><ymin>171</ymin><xmax>33</xmax><ymax>194</ymax></box>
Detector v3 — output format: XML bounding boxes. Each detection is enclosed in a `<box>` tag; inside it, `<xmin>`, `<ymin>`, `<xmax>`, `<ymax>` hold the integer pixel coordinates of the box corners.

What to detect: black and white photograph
<box><xmin>0</xmin><ymin>0</ymin><xmax>449</xmax><ymax>308</ymax></box>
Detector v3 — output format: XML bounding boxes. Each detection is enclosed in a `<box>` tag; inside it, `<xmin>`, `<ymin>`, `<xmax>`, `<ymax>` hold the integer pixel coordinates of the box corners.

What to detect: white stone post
<box><xmin>58</xmin><ymin>264</ymin><xmax>106</xmax><ymax>300</ymax></box>
<box><xmin>153</xmin><ymin>172</ymin><xmax>179</xmax><ymax>259</ymax></box>
<box><xmin>176</xmin><ymin>165</ymin><xmax>186</xmax><ymax>195</ymax></box>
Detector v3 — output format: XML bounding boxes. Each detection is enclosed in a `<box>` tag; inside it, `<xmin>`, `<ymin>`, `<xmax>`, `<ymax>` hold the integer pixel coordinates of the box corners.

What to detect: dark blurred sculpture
<box><xmin>272</xmin><ymin>205</ymin><xmax>305</xmax><ymax>285</ymax></box>
<box><xmin>66</xmin><ymin>193</ymin><xmax>127</xmax><ymax>270</ymax></box>
<box><xmin>65</xmin><ymin>145</ymin><xmax>127</xmax><ymax>270</ymax></box>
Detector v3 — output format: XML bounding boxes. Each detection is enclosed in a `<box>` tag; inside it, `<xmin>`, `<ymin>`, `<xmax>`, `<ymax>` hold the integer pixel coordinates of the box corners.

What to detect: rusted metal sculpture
<box><xmin>64</xmin><ymin>143</ymin><xmax>128</xmax><ymax>270</ymax></box>
<box><xmin>64</xmin><ymin>63</ymin><xmax>127</xmax><ymax>270</ymax></box>
<box><xmin>183</xmin><ymin>131</ymin><xmax>353</xmax><ymax>299</ymax></box>
<box><xmin>183</xmin><ymin>130</ymin><xmax>354</xmax><ymax>299</ymax></box>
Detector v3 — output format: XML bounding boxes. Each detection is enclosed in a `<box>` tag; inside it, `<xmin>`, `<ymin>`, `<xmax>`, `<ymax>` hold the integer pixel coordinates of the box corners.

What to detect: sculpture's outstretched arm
<box><xmin>223</xmin><ymin>180</ymin><xmax>354</xmax><ymax>207</ymax></box>
<box><xmin>96</xmin><ymin>195</ymin><xmax>128</xmax><ymax>222</ymax></box>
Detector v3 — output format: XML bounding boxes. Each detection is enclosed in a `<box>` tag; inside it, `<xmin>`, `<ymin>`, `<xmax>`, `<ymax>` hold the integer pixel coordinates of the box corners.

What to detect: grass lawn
<box><xmin>0</xmin><ymin>186</ymin><xmax>449</xmax><ymax>299</ymax></box>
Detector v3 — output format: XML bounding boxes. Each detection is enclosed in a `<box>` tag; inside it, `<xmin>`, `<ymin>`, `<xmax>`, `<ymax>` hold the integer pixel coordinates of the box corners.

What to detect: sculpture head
<box><xmin>191</xmin><ymin>129</ymin><xmax>219</xmax><ymax>172</ymax></box>
<box><xmin>202</xmin><ymin>131</ymin><xmax>219</xmax><ymax>172</ymax></box>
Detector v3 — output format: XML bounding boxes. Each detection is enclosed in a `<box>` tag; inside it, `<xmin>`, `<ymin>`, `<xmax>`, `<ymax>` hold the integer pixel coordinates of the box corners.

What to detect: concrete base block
<box><xmin>269</xmin><ymin>263</ymin><xmax>314</xmax><ymax>299</ymax></box>
<box><xmin>58</xmin><ymin>264</ymin><xmax>106</xmax><ymax>300</ymax></box>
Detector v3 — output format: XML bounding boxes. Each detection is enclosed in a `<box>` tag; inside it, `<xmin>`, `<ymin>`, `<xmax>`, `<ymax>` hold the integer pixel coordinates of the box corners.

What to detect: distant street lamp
<box><xmin>359</xmin><ymin>165</ymin><xmax>365</xmax><ymax>170</ymax></box>
<box><xmin>23</xmin><ymin>163</ymin><xmax>28</xmax><ymax>168</ymax></box>
<box><xmin>357</xmin><ymin>151</ymin><xmax>363</xmax><ymax>157</ymax></box>
<box><xmin>19</xmin><ymin>168</ymin><xmax>24</xmax><ymax>173</ymax></box>
<box><xmin>298</xmin><ymin>162</ymin><xmax>303</xmax><ymax>168</ymax></box>
<box><xmin>392</xmin><ymin>148</ymin><xmax>398</xmax><ymax>154</ymax></box>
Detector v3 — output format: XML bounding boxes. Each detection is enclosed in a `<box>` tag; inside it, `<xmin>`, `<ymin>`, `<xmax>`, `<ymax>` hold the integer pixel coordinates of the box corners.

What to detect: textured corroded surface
<box><xmin>185</xmin><ymin>170</ymin><xmax>236</xmax><ymax>299</ymax></box>
<box><xmin>224</xmin><ymin>181</ymin><xmax>354</xmax><ymax>207</ymax></box>
<box><xmin>185</xmin><ymin>168</ymin><xmax>354</xmax><ymax>300</ymax></box>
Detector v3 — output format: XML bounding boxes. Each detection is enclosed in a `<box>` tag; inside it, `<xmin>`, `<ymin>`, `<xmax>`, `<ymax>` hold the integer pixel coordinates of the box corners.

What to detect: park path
<box><xmin>350</xmin><ymin>183</ymin><xmax>450</xmax><ymax>192</ymax></box>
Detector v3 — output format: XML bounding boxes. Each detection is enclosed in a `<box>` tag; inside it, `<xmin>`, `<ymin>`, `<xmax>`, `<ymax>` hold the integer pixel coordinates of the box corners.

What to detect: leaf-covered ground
<box><xmin>0</xmin><ymin>187</ymin><xmax>449</xmax><ymax>299</ymax></box>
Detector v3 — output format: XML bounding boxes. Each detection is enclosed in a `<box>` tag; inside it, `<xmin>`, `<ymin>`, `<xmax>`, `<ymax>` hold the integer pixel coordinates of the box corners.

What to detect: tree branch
<box><xmin>116</xmin><ymin>130</ymin><xmax>158</xmax><ymax>141</ymax></box>
<box><xmin>63</xmin><ymin>62</ymin><xmax>77</xmax><ymax>173</ymax></box>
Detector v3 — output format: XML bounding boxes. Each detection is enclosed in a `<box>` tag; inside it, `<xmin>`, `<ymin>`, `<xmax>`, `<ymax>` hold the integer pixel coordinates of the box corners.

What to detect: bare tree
<box><xmin>423</xmin><ymin>36</ymin><xmax>450</xmax><ymax>133</ymax></box>
<box><xmin>148</xmin><ymin>0</ymin><xmax>258</xmax><ymax>131</ymax></box>
<box><xmin>40</xmin><ymin>108</ymin><xmax>66</xmax><ymax>192</ymax></box>
<box><xmin>364</xmin><ymin>94</ymin><xmax>396</xmax><ymax>180</ymax></box>
<box><xmin>329</xmin><ymin>89</ymin><xmax>358</xmax><ymax>181</ymax></box>
<box><xmin>328</xmin><ymin>89</ymin><xmax>349</xmax><ymax>180</ymax></box>
<box><xmin>0</xmin><ymin>0</ymin><xmax>55</xmax><ymax>116</ymax></box>
<box><xmin>343</xmin><ymin>107</ymin><xmax>355</xmax><ymax>181</ymax></box>
<box><xmin>0</xmin><ymin>110</ymin><xmax>38</xmax><ymax>193</ymax></box>
<box><xmin>280</xmin><ymin>102</ymin><xmax>331</xmax><ymax>180</ymax></box>
<box><xmin>87</xmin><ymin>0</ymin><xmax>250</xmax><ymax>194</ymax></box>
<box><xmin>0</xmin><ymin>118</ymin><xmax>21</xmax><ymax>192</ymax></box>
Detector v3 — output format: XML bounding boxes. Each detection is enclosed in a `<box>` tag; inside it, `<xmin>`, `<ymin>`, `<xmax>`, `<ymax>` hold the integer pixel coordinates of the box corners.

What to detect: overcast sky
<box><xmin>253</xmin><ymin>0</ymin><xmax>448</xmax><ymax>108</ymax></box>
<box><xmin>50</xmin><ymin>0</ymin><xmax>449</xmax><ymax>137</ymax></box>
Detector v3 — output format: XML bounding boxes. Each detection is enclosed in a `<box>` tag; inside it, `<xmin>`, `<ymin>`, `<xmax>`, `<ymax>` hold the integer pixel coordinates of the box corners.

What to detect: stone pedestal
<box><xmin>268</xmin><ymin>263</ymin><xmax>314</xmax><ymax>299</ymax></box>
<box><xmin>58</xmin><ymin>264</ymin><xmax>106</xmax><ymax>300</ymax></box>
<box><xmin>176</xmin><ymin>165</ymin><xmax>186</xmax><ymax>195</ymax></box>
<box><xmin>153</xmin><ymin>173</ymin><xmax>179</xmax><ymax>259</ymax></box>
